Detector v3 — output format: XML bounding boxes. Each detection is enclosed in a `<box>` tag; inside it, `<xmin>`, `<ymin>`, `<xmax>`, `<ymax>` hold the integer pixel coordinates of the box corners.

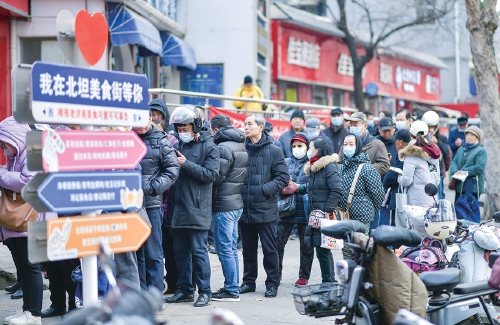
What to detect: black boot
<box><xmin>5</xmin><ymin>282</ymin><xmax>21</xmax><ymax>294</ymax></box>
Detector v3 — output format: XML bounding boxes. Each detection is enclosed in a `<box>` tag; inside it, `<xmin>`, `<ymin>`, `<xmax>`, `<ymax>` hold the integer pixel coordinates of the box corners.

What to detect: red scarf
<box><xmin>309</xmin><ymin>155</ymin><xmax>320</xmax><ymax>165</ymax></box>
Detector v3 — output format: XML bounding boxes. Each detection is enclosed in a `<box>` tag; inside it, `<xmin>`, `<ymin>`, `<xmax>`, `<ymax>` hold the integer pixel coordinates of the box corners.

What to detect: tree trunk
<box><xmin>465</xmin><ymin>0</ymin><xmax>500</xmax><ymax>217</ymax></box>
<box><xmin>353</xmin><ymin>69</ymin><xmax>366</xmax><ymax>111</ymax></box>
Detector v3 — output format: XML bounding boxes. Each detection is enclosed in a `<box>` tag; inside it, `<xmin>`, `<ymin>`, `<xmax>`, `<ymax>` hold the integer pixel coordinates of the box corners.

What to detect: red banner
<box><xmin>209</xmin><ymin>107</ymin><xmax>291</xmax><ymax>139</ymax></box>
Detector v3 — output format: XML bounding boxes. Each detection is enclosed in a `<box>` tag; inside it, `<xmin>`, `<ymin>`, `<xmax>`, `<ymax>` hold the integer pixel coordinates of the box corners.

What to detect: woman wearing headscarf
<box><xmin>339</xmin><ymin>134</ymin><xmax>385</xmax><ymax>232</ymax></box>
<box><xmin>398</xmin><ymin>120</ymin><xmax>441</xmax><ymax>207</ymax></box>
<box><xmin>0</xmin><ymin>117</ymin><xmax>57</xmax><ymax>325</ymax></box>
<box><xmin>449</xmin><ymin>126</ymin><xmax>486</xmax><ymax>202</ymax></box>
<box><xmin>276</xmin><ymin>133</ymin><xmax>314</xmax><ymax>286</ymax></box>
<box><xmin>303</xmin><ymin>137</ymin><xmax>342</xmax><ymax>283</ymax></box>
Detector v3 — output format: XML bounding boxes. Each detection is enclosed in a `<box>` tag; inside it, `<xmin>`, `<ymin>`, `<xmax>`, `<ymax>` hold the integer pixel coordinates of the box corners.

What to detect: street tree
<box><xmin>465</xmin><ymin>0</ymin><xmax>500</xmax><ymax>216</ymax></box>
<box><xmin>327</xmin><ymin>0</ymin><xmax>455</xmax><ymax>111</ymax></box>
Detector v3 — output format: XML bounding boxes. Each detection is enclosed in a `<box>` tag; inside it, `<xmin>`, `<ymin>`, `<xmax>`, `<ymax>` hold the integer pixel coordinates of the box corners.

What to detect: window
<box><xmin>20</xmin><ymin>38</ymin><xmax>68</xmax><ymax>65</ymax></box>
<box><xmin>415</xmin><ymin>0</ymin><xmax>437</xmax><ymax>24</ymax></box>
<box><xmin>257</xmin><ymin>53</ymin><xmax>266</xmax><ymax>66</ymax></box>
<box><xmin>313</xmin><ymin>85</ymin><xmax>326</xmax><ymax>105</ymax></box>
<box><xmin>258</xmin><ymin>0</ymin><xmax>267</xmax><ymax>17</ymax></box>
<box><xmin>286</xmin><ymin>0</ymin><xmax>326</xmax><ymax>16</ymax></box>
<box><xmin>332</xmin><ymin>89</ymin><xmax>344</xmax><ymax>107</ymax></box>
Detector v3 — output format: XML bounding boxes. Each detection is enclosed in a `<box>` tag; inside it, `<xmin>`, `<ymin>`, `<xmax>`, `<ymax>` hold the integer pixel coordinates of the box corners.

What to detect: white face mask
<box><xmin>178</xmin><ymin>132</ymin><xmax>194</xmax><ymax>143</ymax></box>
<box><xmin>292</xmin><ymin>147</ymin><xmax>307</xmax><ymax>159</ymax></box>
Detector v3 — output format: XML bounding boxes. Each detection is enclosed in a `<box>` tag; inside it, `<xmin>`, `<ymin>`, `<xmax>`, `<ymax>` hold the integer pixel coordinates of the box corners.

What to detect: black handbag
<box><xmin>278</xmin><ymin>193</ymin><xmax>296</xmax><ymax>218</ymax></box>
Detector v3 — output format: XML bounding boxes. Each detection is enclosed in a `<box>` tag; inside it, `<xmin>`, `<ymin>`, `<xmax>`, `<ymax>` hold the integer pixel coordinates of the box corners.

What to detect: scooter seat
<box><xmin>321</xmin><ymin>220</ymin><xmax>366</xmax><ymax>240</ymax></box>
<box><xmin>453</xmin><ymin>280</ymin><xmax>491</xmax><ymax>294</ymax></box>
<box><xmin>420</xmin><ymin>268</ymin><xmax>460</xmax><ymax>292</ymax></box>
<box><xmin>371</xmin><ymin>226</ymin><xmax>421</xmax><ymax>248</ymax></box>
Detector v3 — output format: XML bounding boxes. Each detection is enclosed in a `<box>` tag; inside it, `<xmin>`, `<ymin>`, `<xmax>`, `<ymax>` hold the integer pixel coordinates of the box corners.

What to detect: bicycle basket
<box><xmin>291</xmin><ymin>283</ymin><xmax>348</xmax><ymax>317</ymax></box>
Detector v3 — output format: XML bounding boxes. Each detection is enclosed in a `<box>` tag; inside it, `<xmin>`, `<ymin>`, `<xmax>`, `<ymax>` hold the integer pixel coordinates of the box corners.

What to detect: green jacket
<box><xmin>450</xmin><ymin>142</ymin><xmax>487</xmax><ymax>195</ymax></box>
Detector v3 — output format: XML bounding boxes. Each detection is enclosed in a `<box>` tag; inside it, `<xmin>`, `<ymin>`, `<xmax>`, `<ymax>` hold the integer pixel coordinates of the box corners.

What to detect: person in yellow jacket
<box><xmin>233</xmin><ymin>76</ymin><xmax>267</xmax><ymax>111</ymax></box>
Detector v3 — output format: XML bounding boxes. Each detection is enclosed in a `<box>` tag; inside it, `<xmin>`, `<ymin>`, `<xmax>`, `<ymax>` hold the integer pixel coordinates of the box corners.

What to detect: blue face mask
<box><xmin>350</xmin><ymin>126</ymin><xmax>362</xmax><ymax>137</ymax></box>
<box><xmin>331</xmin><ymin>116</ymin><xmax>343</xmax><ymax>127</ymax></box>
<box><xmin>306</xmin><ymin>149</ymin><xmax>314</xmax><ymax>159</ymax></box>
<box><xmin>367</xmin><ymin>121</ymin><xmax>375</xmax><ymax>128</ymax></box>
<box><xmin>458</xmin><ymin>128</ymin><xmax>466</xmax><ymax>133</ymax></box>
<box><xmin>344</xmin><ymin>146</ymin><xmax>356</xmax><ymax>158</ymax></box>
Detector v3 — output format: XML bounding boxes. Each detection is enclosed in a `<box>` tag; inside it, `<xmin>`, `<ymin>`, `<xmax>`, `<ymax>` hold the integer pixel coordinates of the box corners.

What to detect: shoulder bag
<box><xmin>339</xmin><ymin>164</ymin><xmax>364</xmax><ymax>220</ymax></box>
<box><xmin>395</xmin><ymin>184</ymin><xmax>409</xmax><ymax>228</ymax></box>
<box><xmin>278</xmin><ymin>193</ymin><xmax>297</xmax><ymax>218</ymax></box>
<box><xmin>0</xmin><ymin>188</ymin><xmax>38</xmax><ymax>232</ymax></box>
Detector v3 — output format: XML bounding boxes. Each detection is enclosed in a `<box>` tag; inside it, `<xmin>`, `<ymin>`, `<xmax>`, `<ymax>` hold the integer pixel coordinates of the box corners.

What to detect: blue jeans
<box><xmin>173</xmin><ymin>228</ymin><xmax>212</xmax><ymax>295</ymax></box>
<box><xmin>212</xmin><ymin>208</ymin><xmax>242</xmax><ymax>295</ymax></box>
<box><xmin>136</xmin><ymin>207</ymin><xmax>164</xmax><ymax>292</ymax></box>
<box><xmin>438</xmin><ymin>177</ymin><xmax>445</xmax><ymax>199</ymax></box>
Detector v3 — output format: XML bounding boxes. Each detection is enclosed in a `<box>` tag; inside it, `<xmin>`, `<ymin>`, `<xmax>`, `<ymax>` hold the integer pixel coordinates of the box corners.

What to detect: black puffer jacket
<box><xmin>137</xmin><ymin>125</ymin><xmax>180</xmax><ymax>208</ymax></box>
<box><xmin>240</xmin><ymin>132</ymin><xmax>289</xmax><ymax>224</ymax></box>
<box><xmin>304</xmin><ymin>154</ymin><xmax>342</xmax><ymax>214</ymax></box>
<box><xmin>303</xmin><ymin>154</ymin><xmax>342</xmax><ymax>248</ymax></box>
<box><xmin>171</xmin><ymin>130</ymin><xmax>220</xmax><ymax>230</ymax></box>
<box><xmin>212</xmin><ymin>126</ymin><xmax>248</xmax><ymax>213</ymax></box>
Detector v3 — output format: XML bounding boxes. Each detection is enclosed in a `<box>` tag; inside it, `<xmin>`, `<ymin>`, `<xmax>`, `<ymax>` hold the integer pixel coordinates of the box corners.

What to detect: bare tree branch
<box><xmin>352</xmin><ymin>0</ymin><xmax>374</xmax><ymax>46</ymax></box>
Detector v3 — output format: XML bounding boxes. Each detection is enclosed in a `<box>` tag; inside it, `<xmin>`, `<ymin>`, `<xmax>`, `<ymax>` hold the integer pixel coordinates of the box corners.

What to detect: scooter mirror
<box><xmin>424</xmin><ymin>183</ymin><xmax>438</xmax><ymax>197</ymax></box>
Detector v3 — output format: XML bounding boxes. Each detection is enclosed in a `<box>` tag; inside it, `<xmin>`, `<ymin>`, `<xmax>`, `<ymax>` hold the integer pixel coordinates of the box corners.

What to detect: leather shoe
<box><xmin>10</xmin><ymin>288</ymin><xmax>23</xmax><ymax>299</ymax></box>
<box><xmin>194</xmin><ymin>294</ymin><xmax>211</xmax><ymax>307</ymax></box>
<box><xmin>5</xmin><ymin>282</ymin><xmax>21</xmax><ymax>294</ymax></box>
<box><xmin>41</xmin><ymin>307</ymin><xmax>66</xmax><ymax>318</ymax></box>
<box><xmin>164</xmin><ymin>291</ymin><xmax>194</xmax><ymax>303</ymax></box>
<box><xmin>239</xmin><ymin>284</ymin><xmax>256</xmax><ymax>294</ymax></box>
<box><xmin>265</xmin><ymin>287</ymin><xmax>278</xmax><ymax>298</ymax></box>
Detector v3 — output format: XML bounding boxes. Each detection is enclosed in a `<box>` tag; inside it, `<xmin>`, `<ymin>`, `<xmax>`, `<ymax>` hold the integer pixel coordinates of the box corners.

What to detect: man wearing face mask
<box><xmin>323</xmin><ymin>107</ymin><xmax>350</xmax><ymax>154</ymax></box>
<box><xmin>278</xmin><ymin>110</ymin><xmax>305</xmax><ymax>158</ymax></box>
<box><xmin>395</xmin><ymin>109</ymin><xmax>413</xmax><ymax>131</ymax></box>
<box><xmin>448</xmin><ymin>116</ymin><xmax>469</xmax><ymax>157</ymax></box>
<box><xmin>132</xmin><ymin>110</ymin><xmax>180</xmax><ymax>293</ymax></box>
<box><xmin>340</xmin><ymin>112</ymin><xmax>390</xmax><ymax>175</ymax></box>
<box><xmin>166</xmin><ymin>106</ymin><xmax>220</xmax><ymax>307</ymax></box>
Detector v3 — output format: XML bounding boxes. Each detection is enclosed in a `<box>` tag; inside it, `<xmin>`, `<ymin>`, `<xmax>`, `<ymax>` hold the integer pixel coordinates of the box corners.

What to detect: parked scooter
<box><xmin>292</xmin><ymin>220</ymin><xmax>500</xmax><ymax>324</ymax></box>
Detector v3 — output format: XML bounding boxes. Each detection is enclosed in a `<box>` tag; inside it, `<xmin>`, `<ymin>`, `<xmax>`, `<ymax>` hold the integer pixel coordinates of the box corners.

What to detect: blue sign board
<box><xmin>30</xmin><ymin>61</ymin><xmax>150</xmax><ymax>127</ymax></box>
<box><xmin>181</xmin><ymin>65</ymin><xmax>223</xmax><ymax>107</ymax></box>
<box><xmin>365</xmin><ymin>82</ymin><xmax>378</xmax><ymax>97</ymax></box>
<box><xmin>37</xmin><ymin>170</ymin><xmax>143</xmax><ymax>214</ymax></box>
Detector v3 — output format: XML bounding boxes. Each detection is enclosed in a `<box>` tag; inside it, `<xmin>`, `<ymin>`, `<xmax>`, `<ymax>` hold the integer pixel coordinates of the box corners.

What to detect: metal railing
<box><xmin>148</xmin><ymin>88</ymin><xmax>357</xmax><ymax>121</ymax></box>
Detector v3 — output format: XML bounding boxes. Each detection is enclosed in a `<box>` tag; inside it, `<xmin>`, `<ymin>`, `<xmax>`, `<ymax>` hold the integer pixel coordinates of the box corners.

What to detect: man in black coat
<box><xmin>240</xmin><ymin>114</ymin><xmax>289</xmax><ymax>298</ymax></box>
<box><xmin>323</xmin><ymin>107</ymin><xmax>350</xmax><ymax>154</ymax></box>
<box><xmin>165</xmin><ymin>106</ymin><xmax>220</xmax><ymax>307</ymax></box>
<box><xmin>133</xmin><ymin>110</ymin><xmax>180</xmax><ymax>293</ymax></box>
<box><xmin>210</xmin><ymin>115</ymin><xmax>248</xmax><ymax>301</ymax></box>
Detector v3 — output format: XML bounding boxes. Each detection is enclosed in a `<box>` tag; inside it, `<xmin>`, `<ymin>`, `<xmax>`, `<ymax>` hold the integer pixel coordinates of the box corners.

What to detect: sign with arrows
<box><xmin>46</xmin><ymin>212</ymin><xmax>151</xmax><ymax>261</ymax></box>
<box><xmin>27</xmin><ymin>61</ymin><xmax>150</xmax><ymax>127</ymax></box>
<box><xmin>22</xmin><ymin>170</ymin><xmax>143</xmax><ymax>214</ymax></box>
<box><xmin>26</xmin><ymin>130</ymin><xmax>147</xmax><ymax>172</ymax></box>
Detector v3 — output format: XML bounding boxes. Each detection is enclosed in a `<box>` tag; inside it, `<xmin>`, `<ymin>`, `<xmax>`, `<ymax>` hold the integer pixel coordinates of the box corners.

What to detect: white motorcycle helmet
<box><xmin>422</xmin><ymin>111</ymin><xmax>440</xmax><ymax>127</ymax></box>
<box><xmin>424</xmin><ymin>200</ymin><xmax>457</xmax><ymax>240</ymax></box>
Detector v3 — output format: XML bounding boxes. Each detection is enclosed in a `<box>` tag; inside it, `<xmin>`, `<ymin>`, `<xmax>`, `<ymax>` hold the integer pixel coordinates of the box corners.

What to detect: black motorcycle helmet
<box><xmin>169</xmin><ymin>106</ymin><xmax>203</xmax><ymax>134</ymax></box>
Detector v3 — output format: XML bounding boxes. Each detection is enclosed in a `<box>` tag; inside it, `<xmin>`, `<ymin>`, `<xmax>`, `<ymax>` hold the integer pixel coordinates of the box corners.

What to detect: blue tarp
<box><xmin>160</xmin><ymin>32</ymin><xmax>197</xmax><ymax>70</ymax></box>
<box><xmin>108</xmin><ymin>3</ymin><xmax>162</xmax><ymax>56</ymax></box>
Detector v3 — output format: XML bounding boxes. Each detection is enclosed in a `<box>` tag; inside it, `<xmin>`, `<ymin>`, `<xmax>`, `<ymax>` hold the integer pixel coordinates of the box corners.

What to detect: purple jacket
<box><xmin>0</xmin><ymin>117</ymin><xmax>57</xmax><ymax>241</ymax></box>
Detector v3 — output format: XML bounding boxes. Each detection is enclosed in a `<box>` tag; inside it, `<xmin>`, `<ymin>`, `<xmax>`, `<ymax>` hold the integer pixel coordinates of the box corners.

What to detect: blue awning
<box><xmin>108</xmin><ymin>3</ymin><xmax>163</xmax><ymax>56</ymax></box>
<box><xmin>160</xmin><ymin>32</ymin><xmax>197</xmax><ymax>70</ymax></box>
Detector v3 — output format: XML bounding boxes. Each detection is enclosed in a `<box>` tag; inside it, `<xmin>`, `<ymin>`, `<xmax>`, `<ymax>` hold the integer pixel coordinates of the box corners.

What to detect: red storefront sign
<box><xmin>0</xmin><ymin>0</ymin><xmax>29</xmax><ymax>17</ymax></box>
<box><xmin>271</xmin><ymin>21</ymin><xmax>441</xmax><ymax>104</ymax></box>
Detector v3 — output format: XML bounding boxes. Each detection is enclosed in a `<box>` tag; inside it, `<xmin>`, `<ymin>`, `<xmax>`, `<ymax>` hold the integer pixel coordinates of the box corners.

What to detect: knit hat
<box><xmin>465</xmin><ymin>125</ymin><xmax>483</xmax><ymax>144</ymax></box>
<box><xmin>290</xmin><ymin>110</ymin><xmax>305</xmax><ymax>121</ymax></box>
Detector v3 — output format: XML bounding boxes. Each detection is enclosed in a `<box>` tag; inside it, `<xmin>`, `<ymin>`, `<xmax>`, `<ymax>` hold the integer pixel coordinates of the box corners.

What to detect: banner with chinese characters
<box><xmin>208</xmin><ymin>107</ymin><xmax>291</xmax><ymax>139</ymax></box>
<box><xmin>30</xmin><ymin>61</ymin><xmax>150</xmax><ymax>127</ymax></box>
<box><xmin>271</xmin><ymin>21</ymin><xmax>441</xmax><ymax>104</ymax></box>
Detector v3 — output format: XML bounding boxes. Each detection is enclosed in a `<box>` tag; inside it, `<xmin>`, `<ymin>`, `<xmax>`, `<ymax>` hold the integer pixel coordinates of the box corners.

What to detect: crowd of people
<box><xmin>0</xmin><ymin>100</ymin><xmax>488</xmax><ymax>324</ymax></box>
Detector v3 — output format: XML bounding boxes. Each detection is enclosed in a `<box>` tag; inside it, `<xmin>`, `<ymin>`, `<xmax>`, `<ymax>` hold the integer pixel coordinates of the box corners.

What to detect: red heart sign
<box><xmin>75</xmin><ymin>10</ymin><xmax>108</xmax><ymax>66</ymax></box>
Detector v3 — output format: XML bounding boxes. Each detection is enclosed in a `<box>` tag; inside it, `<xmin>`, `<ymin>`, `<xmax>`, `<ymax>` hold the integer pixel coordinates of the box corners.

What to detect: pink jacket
<box><xmin>0</xmin><ymin>117</ymin><xmax>57</xmax><ymax>241</ymax></box>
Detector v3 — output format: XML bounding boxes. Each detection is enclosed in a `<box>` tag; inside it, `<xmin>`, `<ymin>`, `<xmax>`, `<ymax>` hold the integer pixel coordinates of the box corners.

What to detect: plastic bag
<box><xmin>403</xmin><ymin>205</ymin><xmax>428</xmax><ymax>237</ymax></box>
<box><xmin>457</xmin><ymin>240</ymin><xmax>491</xmax><ymax>283</ymax></box>
<box><xmin>320</xmin><ymin>219</ymin><xmax>344</xmax><ymax>250</ymax></box>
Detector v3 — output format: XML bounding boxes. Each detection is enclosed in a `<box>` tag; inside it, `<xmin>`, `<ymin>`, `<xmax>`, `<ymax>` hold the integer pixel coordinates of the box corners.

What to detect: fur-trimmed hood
<box><xmin>398</xmin><ymin>145</ymin><xmax>440</xmax><ymax>166</ymax></box>
<box><xmin>304</xmin><ymin>154</ymin><xmax>339</xmax><ymax>176</ymax></box>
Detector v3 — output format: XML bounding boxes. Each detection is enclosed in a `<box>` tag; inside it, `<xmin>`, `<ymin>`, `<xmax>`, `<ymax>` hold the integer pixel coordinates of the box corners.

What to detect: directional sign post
<box><xmin>15</xmin><ymin>61</ymin><xmax>150</xmax><ymax>127</ymax></box>
<box><xmin>22</xmin><ymin>170</ymin><xmax>143</xmax><ymax>214</ymax></box>
<box><xmin>45</xmin><ymin>213</ymin><xmax>150</xmax><ymax>261</ymax></box>
<box><xmin>26</xmin><ymin>130</ymin><xmax>147</xmax><ymax>172</ymax></box>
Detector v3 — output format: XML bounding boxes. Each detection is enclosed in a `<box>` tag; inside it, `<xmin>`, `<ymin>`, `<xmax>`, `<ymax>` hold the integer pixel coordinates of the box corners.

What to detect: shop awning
<box><xmin>160</xmin><ymin>32</ymin><xmax>196</xmax><ymax>70</ymax></box>
<box><xmin>108</xmin><ymin>3</ymin><xmax>162</xmax><ymax>56</ymax></box>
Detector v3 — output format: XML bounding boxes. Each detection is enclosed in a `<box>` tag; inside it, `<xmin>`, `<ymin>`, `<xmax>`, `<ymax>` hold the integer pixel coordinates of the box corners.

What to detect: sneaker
<box><xmin>4</xmin><ymin>311</ymin><xmax>23</xmax><ymax>325</ymax></box>
<box><xmin>295</xmin><ymin>278</ymin><xmax>308</xmax><ymax>286</ymax></box>
<box><xmin>212</xmin><ymin>288</ymin><xmax>240</xmax><ymax>302</ymax></box>
<box><xmin>208</xmin><ymin>244</ymin><xmax>216</xmax><ymax>254</ymax></box>
<box><xmin>289</xmin><ymin>233</ymin><xmax>299</xmax><ymax>240</ymax></box>
<box><xmin>8</xmin><ymin>311</ymin><xmax>42</xmax><ymax>325</ymax></box>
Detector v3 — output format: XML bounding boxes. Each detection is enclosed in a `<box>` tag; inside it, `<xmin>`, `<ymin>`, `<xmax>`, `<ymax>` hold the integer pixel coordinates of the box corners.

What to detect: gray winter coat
<box><xmin>398</xmin><ymin>145</ymin><xmax>440</xmax><ymax>207</ymax></box>
<box><xmin>137</xmin><ymin>125</ymin><xmax>180</xmax><ymax>208</ymax></box>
